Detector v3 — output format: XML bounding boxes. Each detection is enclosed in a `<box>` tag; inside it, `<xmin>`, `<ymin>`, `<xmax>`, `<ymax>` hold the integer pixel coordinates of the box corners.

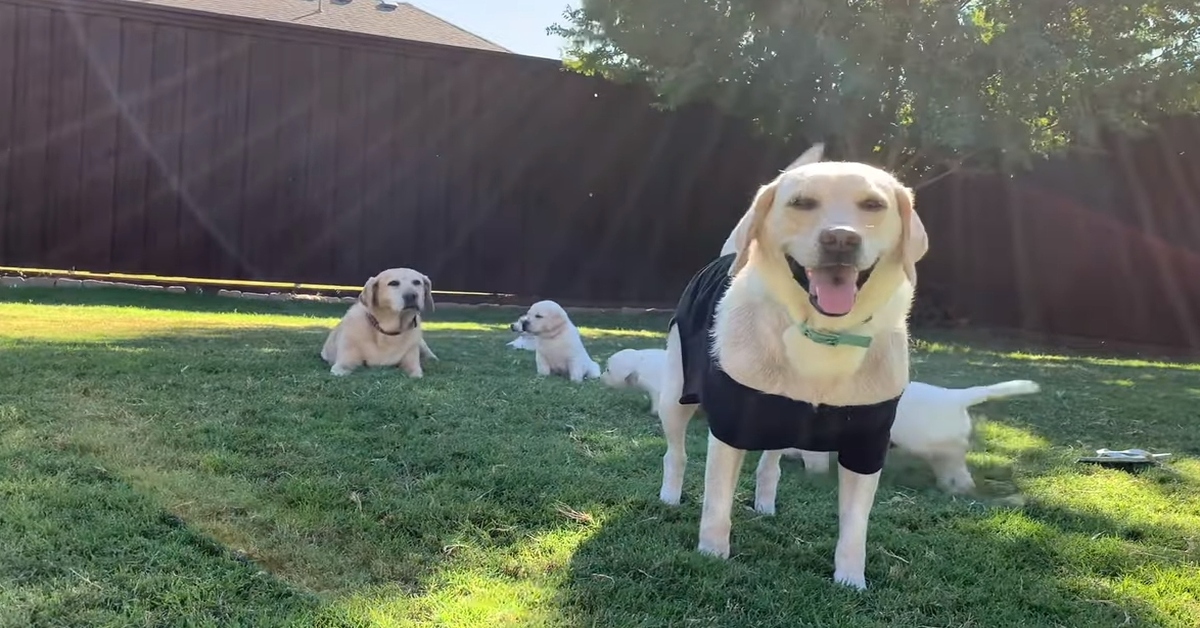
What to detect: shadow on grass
<box><xmin>0</xmin><ymin>429</ymin><xmax>322</xmax><ymax>626</ymax></box>
<box><xmin>1</xmin><ymin>292</ymin><xmax>1197</xmax><ymax>626</ymax></box>
<box><xmin>0</xmin><ymin>318</ymin><xmax>670</xmax><ymax>625</ymax></box>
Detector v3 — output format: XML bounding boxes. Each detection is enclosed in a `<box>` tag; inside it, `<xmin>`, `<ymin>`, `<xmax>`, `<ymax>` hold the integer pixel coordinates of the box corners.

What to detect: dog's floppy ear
<box><xmin>623</xmin><ymin>371</ymin><xmax>640</xmax><ymax>386</ymax></box>
<box><xmin>358</xmin><ymin>275</ymin><xmax>379</xmax><ymax>309</ymax></box>
<box><xmin>421</xmin><ymin>274</ymin><xmax>434</xmax><ymax>314</ymax></box>
<box><xmin>730</xmin><ymin>179</ymin><xmax>779</xmax><ymax>276</ymax></box>
<box><xmin>783</xmin><ymin>142</ymin><xmax>824</xmax><ymax>171</ymax></box>
<box><xmin>893</xmin><ymin>183</ymin><xmax>928</xmax><ymax>286</ymax></box>
<box><xmin>723</xmin><ymin>145</ymin><xmax>822</xmax><ymax>260</ymax></box>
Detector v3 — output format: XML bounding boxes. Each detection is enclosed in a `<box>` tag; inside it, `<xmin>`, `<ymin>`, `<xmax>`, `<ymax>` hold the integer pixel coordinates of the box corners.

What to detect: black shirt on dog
<box><xmin>669</xmin><ymin>254</ymin><xmax>900</xmax><ymax>476</ymax></box>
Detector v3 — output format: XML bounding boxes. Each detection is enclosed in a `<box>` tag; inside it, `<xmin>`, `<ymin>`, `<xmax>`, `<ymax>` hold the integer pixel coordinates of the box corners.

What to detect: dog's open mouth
<box><xmin>792</xmin><ymin>261</ymin><xmax>875</xmax><ymax>317</ymax></box>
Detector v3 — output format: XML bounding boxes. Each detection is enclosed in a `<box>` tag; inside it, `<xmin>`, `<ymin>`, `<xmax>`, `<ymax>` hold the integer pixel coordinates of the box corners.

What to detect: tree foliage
<box><xmin>549</xmin><ymin>0</ymin><xmax>1200</xmax><ymax>182</ymax></box>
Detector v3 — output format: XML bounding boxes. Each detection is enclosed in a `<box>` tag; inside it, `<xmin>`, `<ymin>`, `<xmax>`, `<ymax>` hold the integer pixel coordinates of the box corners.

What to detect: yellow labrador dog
<box><xmin>657</xmin><ymin>146</ymin><xmax>927</xmax><ymax>590</ymax></box>
<box><xmin>321</xmin><ymin>268</ymin><xmax>437</xmax><ymax>377</ymax></box>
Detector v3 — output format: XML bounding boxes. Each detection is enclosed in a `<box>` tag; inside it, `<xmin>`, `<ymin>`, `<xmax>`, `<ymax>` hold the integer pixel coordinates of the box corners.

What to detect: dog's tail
<box><xmin>953</xmin><ymin>380</ymin><xmax>1041</xmax><ymax>408</ymax></box>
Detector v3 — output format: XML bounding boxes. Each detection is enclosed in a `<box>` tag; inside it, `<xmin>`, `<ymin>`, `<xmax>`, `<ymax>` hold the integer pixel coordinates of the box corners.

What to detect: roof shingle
<box><xmin>123</xmin><ymin>0</ymin><xmax>511</xmax><ymax>53</ymax></box>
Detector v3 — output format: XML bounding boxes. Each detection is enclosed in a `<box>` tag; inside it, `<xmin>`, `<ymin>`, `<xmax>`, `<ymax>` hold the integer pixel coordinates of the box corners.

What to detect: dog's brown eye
<box><xmin>386</xmin><ymin>280</ymin><xmax>400</xmax><ymax>287</ymax></box>
<box><xmin>534</xmin><ymin>314</ymin><xmax>543</xmax><ymax>319</ymax></box>
<box><xmin>789</xmin><ymin>196</ymin><xmax>819</xmax><ymax>210</ymax></box>
<box><xmin>411</xmin><ymin>279</ymin><xmax>422</xmax><ymax>286</ymax></box>
<box><xmin>859</xmin><ymin>198</ymin><xmax>886</xmax><ymax>211</ymax></box>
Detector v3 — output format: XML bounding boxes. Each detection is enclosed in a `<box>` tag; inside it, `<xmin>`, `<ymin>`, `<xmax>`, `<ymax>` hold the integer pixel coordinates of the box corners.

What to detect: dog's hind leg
<box><xmin>801</xmin><ymin>450</ymin><xmax>833</xmax><ymax>474</ymax></box>
<box><xmin>658</xmin><ymin>327</ymin><xmax>697</xmax><ymax>506</ymax></box>
<box><xmin>754</xmin><ymin>450</ymin><xmax>783</xmax><ymax>515</ymax></box>
<box><xmin>927</xmin><ymin>448</ymin><xmax>975</xmax><ymax>494</ymax></box>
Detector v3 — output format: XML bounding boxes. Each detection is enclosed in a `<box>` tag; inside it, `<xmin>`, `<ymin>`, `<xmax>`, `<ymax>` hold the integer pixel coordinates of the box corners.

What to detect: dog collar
<box><xmin>797</xmin><ymin>322</ymin><xmax>873</xmax><ymax>348</ymax></box>
<box><xmin>366</xmin><ymin>311</ymin><xmax>416</xmax><ymax>336</ymax></box>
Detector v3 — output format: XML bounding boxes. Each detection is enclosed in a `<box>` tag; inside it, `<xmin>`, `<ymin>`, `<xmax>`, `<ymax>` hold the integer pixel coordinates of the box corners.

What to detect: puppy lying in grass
<box><xmin>599</xmin><ymin>348</ymin><xmax>667</xmax><ymax>413</ymax></box>
<box><xmin>509</xmin><ymin>300</ymin><xmax>601</xmax><ymax>382</ymax></box>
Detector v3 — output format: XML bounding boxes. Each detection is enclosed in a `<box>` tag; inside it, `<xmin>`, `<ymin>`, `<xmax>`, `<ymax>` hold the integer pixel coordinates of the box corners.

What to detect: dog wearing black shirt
<box><xmin>656</xmin><ymin>145</ymin><xmax>928</xmax><ymax>590</ymax></box>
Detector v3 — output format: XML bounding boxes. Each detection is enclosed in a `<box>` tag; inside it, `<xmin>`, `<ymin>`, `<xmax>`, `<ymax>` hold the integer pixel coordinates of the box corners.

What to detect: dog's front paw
<box><xmin>659</xmin><ymin>485</ymin><xmax>682</xmax><ymax>506</ymax></box>
<box><xmin>833</xmin><ymin>568</ymin><xmax>867</xmax><ymax>591</ymax></box>
<box><xmin>330</xmin><ymin>364</ymin><xmax>353</xmax><ymax>376</ymax></box>
<box><xmin>697</xmin><ymin>538</ymin><xmax>730</xmax><ymax>559</ymax></box>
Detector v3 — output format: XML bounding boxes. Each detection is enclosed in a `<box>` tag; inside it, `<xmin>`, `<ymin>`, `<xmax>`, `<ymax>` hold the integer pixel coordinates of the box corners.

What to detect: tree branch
<box><xmin>912</xmin><ymin>150</ymin><xmax>981</xmax><ymax>191</ymax></box>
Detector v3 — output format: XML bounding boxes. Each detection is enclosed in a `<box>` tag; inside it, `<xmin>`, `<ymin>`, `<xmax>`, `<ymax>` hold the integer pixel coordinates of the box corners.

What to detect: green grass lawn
<box><xmin>1</xmin><ymin>287</ymin><xmax>1198</xmax><ymax>628</ymax></box>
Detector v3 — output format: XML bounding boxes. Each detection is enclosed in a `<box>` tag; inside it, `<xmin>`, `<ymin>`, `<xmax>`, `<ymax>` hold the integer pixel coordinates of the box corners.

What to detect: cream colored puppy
<box><xmin>656</xmin><ymin>145</ymin><xmax>927</xmax><ymax>590</ymax></box>
<box><xmin>321</xmin><ymin>268</ymin><xmax>437</xmax><ymax>377</ymax></box>
<box><xmin>509</xmin><ymin>300</ymin><xmax>601</xmax><ymax>382</ymax></box>
<box><xmin>600</xmin><ymin>348</ymin><xmax>668</xmax><ymax>413</ymax></box>
<box><xmin>782</xmin><ymin>379</ymin><xmax>1041</xmax><ymax>493</ymax></box>
<box><xmin>507</xmin><ymin>332</ymin><xmax>537</xmax><ymax>351</ymax></box>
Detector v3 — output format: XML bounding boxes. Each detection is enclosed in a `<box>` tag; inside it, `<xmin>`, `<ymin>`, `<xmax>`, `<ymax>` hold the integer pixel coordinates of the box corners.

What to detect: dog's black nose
<box><xmin>818</xmin><ymin>227</ymin><xmax>862</xmax><ymax>252</ymax></box>
<box><xmin>403</xmin><ymin>293</ymin><xmax>418</xmax><ymax>307</ymax></box>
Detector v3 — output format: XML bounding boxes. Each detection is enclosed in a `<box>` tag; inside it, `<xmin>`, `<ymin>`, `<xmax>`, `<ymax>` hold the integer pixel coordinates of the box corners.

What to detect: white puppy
<box><xmin>509</xmin><ymin>300</ymin><xmax>601</xmax><ymax>382</ymax></box>
<box><xmin>782</xmin><ymin>379</ymin><xmax>1042</xmax><ymax>493</ymax></box>
<box><xmin>600</xmin><ymin>348</ymin><xmax>668</xmax><ymax>413</ymax></box>
<box><xmin>507</xmin><ymin>333</ymin><xmax>537</xmax><ymax>351</ymax></box>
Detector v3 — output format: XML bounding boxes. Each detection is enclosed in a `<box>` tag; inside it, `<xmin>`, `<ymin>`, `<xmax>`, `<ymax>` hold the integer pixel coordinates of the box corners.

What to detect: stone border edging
<box><xmin>0</xmin><ymin>275</ymin><xmax>670</xmax><ymax>316</ymax></box>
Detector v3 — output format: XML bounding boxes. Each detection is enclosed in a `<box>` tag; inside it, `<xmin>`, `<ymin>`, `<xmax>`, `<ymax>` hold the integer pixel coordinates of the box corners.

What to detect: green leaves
<box><xmin>552</xmin><ymin>0</ymin><xmax>1200</xmax><ymax>182</ymax></box>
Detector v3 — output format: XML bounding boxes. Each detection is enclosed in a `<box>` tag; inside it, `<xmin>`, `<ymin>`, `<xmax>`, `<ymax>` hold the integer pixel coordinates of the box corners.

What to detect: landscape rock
<box><xmin>166</xmin><ymin>286</ymin><xmax>187</xmax><ymax>294</ymax></box>
<box><xmin>81</xmin><ymin>279</ymin><xmax>110</xmax><ymax>289</ymax></box>
<box><xmin>26</xmin><ymin>277</ymin><xmax>55</xmax><ymax>288</ymax></box>
<box><xmin>218</xmin><ymin>289</ymin><xmax>242</xmax><ymax>298</ymax></box>
<box><xmin>55</xmin><ymin>278</ymin><xmax>82</xmax><ymax>288</ymax></box>
<box><xmin>1</xmin><ymin>277</ymin><xmax>25</xmax><ymax>287</ymax></box>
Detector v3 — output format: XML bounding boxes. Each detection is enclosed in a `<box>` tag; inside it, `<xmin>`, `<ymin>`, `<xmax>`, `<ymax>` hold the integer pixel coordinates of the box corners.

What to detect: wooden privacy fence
<box><xmin>0</xmin><ymin>0</ymin><xmax>793</xmax><ymax>305</ymax></box>
<box><xmin>2</xmin><ymin>0</ymin><xmax>1200</xmax><ymax>349</ymax></box>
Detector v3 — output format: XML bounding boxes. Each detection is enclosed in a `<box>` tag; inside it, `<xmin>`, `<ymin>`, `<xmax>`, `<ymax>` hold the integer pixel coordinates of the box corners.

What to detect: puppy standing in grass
<box><xmin>321</xmin><ymin>268</ymin><xmax>437</xmax><ymax>377</ymax></box>
<box><xmin>600</xmin><ymin>348</ymin><xmax>667</xmax><ymax>413</ymax></box>
<box><xmin>782</xmin><ymin>379</ymin><xmax>1041</xmax><ymax>493</ymax></box>
<box><xmin>656</xmin><ymin>144</ymin><xmax>928</xmax><ymax>590</ymax></box>
<box><xmin>510</xmin><ymin>300</ymin><xmax>601</xmax><ymax>382</ymax></box>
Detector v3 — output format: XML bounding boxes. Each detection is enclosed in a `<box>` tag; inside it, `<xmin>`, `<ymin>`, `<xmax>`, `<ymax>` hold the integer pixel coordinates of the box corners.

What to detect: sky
<box><xmin>409</xmin><ymin>0</ymin><xmax>579</xmax><ymax>59</ymax></box>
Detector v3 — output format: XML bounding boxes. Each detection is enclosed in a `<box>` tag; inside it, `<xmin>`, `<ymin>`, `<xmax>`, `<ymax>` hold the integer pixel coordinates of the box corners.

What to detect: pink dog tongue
<box><xmin>807</xmin><ymin>267</ymin><xmax>859</xmax><ymax>316</ymax></box>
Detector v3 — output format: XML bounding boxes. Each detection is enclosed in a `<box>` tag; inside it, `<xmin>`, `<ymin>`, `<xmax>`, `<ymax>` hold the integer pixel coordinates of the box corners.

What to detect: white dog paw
<box><xmin>659</xmin><ymin>486</ymin><xmax>682</xmax><ymax>506</ymax></box>
<box><xmin>697</xmin><ymin>539</ymin><xmax>730</xmax><ymax>559</ymax></box>
<box><xmin>330</xmin><ymin>365</ymin><xmax>352</xmax><ymax>376</ymax></box>
<box><xmin>833</xmin><ymin>569</ymin><xmax>867</xmax><ymax>591</ymax></box>
<box><xmin>753</xmin><ymin>499</ymin><xmax>776</xmax><ymax>516</ymax></box>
